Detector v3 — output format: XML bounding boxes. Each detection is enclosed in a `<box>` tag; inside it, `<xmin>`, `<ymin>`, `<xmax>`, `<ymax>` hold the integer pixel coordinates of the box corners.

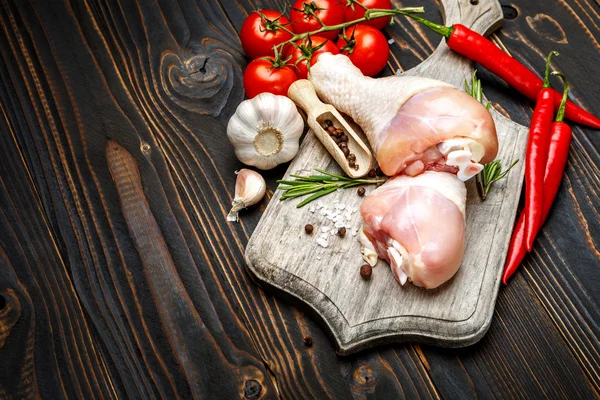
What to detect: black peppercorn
<box><xmin>368</xmin><ymin>169</ymin><xmax>377</xmax><ymax>178</ymax></box>
<box><xmin>357</xmin><ymin>187</ymin><xmax>366</xmax><ymax>196</ymax></box>
<box><xmin>305</xmin><ymin>224</ymin><xmax>314</xmax><ymax>234</ymax></box>
<box><xmin>327</xmin><ymin>125</ymin><xmax>336</xmax><ymax>134</ymax></box>
<box><xmin>341</xmin><ymin>146</ymin><xmax>350</xmax><ymax>157</ymax></box>
<box><xmin>348</xmin><ymin>160</ymin><xmax>355</xmax><ymax>168</ymax></box>
<box><xmin>360</xmin><ymin>264</ymin><xmax>372</xmax><ymax>279</ymax></box>
<box><xmin>335</xmin><ymin>128</ymin><xmax>344</xmax><ymax>136</ymax></box>
<box><xmin>325</xmin><ymin>119</ymin><xmax>333</xmax><ymax>127</ymax></box>
<box><xmin>304</xmin><ymin>336</ymin><xmax>313</xmax><ymax>347</ymax></box>
<box><xmin>340</xmin><ymin>135</ymin><xmax>348</xmax><ymax>142</ymax></box>
<box><xmin>347</xmin><ymin>153</ymin><xmax>356</xmax><ymax>162</ymax></box>
<box><xmin>337</xmin><ymin>227</ymin><xmax>346</xmax><ymax>237</ymax></box>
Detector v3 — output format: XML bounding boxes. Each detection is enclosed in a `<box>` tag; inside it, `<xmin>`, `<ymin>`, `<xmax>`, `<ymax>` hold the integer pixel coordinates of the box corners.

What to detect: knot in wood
<box><xmin>244</xmin><ymin>379</ymin><xmax>262</xmax><ymax>399</ymax></box>
<box><xmin>354</xmin><ymin>365</ymin><xmax>376</xmax><ymax>387</ymax></box>
<box><xmin>140</xmin><ymin>142</ymin><xmax>151</xmax><ymax>155</ymax></box>
<box><xmin>161</xmin><ymin>47</ymin><xmax>243</xmax><ymax>117</ymax></box>
<box><xmin>0</xmin><ymin>289</ymin><xmax>22</xmax><ymax>348</ymax></box>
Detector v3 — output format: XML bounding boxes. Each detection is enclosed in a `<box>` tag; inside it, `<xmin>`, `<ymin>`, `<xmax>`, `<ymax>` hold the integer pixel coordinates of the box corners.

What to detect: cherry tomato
<box><xmin>337</xmin><ymin>25</ymin><xmax>389</xmax><ymax>76</ymax></box>
<box><xmin>243</xmin><ymin>58</ymin><xmax>298</xmax><ymax>98</ymax></box>
<box><xmin>240</xmin><ymin>10</ymin><xmax>294</xmax><ymax>59</ymax></box>
<box><xmin>343</xmin><ymin>0</ymin><xmax>392</xmax><ymax>30</ymax></box>
<box><xmin>290</xmin><ymin>0</ymin><xmax>345</xmax><ymax>41</ymax></box>
<box><xmin>285</xmin><ymin>36</ymin><xmax>340</xmax><ymax>79</ymax></box>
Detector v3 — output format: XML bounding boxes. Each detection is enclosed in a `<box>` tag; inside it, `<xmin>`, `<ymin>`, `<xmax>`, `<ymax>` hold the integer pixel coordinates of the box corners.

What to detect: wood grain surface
<box><xmin>0</xmin><ymin>0</ymin><xmax>598</xmax><ymax>399</ymax></box>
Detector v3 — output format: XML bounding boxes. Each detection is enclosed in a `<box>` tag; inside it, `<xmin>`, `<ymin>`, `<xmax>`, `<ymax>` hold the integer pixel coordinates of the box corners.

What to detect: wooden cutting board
<box><xmin>245</xmin><ymin>0</ymin><xmax>529</xmax><ymax>355</ymax></box>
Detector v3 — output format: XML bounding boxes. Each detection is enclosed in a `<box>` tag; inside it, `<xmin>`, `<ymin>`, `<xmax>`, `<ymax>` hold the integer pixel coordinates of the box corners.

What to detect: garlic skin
<box><xmin>227</xmin><ymin>93</ymin><xmax>304</xmax><ymax>170</ymax></box>
<box><xmin>227</xmin><ymin>169</ymin><xmax>266</xmax><ymax>222</ymax></box>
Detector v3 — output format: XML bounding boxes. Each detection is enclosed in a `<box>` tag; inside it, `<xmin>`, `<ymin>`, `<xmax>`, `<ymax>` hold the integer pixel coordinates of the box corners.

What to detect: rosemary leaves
<box><xmin>465</xmin><ymin>70</ymin><xmax>518</xmax><ymax>200</ymax></box>
<box><xmin>277</xmin><ymin>169</ymin><xmax>385</xmax><ymax>208</ymax></box>
<box><xmin>476</xmin><ymin>159</ymin><xmax>519</xmax><ymax>200</ymax></box>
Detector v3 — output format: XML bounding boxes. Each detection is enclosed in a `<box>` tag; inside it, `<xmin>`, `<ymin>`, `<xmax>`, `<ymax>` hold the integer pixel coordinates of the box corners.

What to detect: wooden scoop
<box><xmin>287</xmin><ymin>79</ymin><xmax>372</xmax><ymax>178</ymax></box>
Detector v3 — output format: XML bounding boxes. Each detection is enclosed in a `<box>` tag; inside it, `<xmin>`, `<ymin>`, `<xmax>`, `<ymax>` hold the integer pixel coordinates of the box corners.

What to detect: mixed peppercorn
<box><xmin>323</xmin><ymin>119</ymin><xmax>359</xmax><ymax>170</ymax></box>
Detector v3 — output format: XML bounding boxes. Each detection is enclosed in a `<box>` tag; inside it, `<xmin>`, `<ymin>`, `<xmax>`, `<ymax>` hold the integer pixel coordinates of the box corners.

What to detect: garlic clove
<box><xmin>227</xmin><ymin>93</ymin><xmax>304</xmax><ymax>170</ymax></box>
<box><xmin>227</xmin><ymin>169</ymin><xmax>266</xmax><ymax>222</ymax></box>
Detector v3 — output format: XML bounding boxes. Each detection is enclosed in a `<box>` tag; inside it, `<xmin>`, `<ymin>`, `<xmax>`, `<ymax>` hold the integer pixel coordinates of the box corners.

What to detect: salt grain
<box><xmin>317</xmin><ymin>237</ymin><xmax>329</xmax><ymax>248</ymax></box>
<box><xmin>388</xmin><ymin>38</ymin><xmax>395</xmax><ymax>44</ymax></box>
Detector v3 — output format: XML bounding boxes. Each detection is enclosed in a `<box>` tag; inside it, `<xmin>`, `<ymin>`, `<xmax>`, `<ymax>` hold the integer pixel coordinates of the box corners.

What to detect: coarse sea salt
<box><xmin>317</xmin><ymin>237</ymin><xmax>329</xmax><ymax>248</ymax></box>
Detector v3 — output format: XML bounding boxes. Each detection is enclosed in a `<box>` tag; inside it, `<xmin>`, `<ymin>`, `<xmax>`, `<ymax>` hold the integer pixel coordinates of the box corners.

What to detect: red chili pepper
<box><xmin>524</xmin><ymin>52</ymin><xmax>557</xmax><ymax>251</ymax></box>
<box><xmin>407</xmin><ymin>16</ymin><xmax>600</xmax><ymax>130</ymax></box>
<box><xmin>502</xmin><ymin>73</ymin><xmax>572</xmax><ymax>284</ymax></box>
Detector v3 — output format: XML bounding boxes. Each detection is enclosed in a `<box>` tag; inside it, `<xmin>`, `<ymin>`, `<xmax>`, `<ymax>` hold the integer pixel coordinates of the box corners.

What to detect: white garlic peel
<box><xmin>227</xmin><ymin>169</ymin><xmax>266</xmax><ymax>222</ymax></box>
<box><xmin>227</xmin><ymin>93</ymin><xmax>304</xmax><ymax>170</ymax></box>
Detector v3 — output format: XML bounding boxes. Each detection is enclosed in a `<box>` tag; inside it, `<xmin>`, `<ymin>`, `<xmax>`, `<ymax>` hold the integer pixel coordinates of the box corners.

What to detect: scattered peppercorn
<box><xmin>305</xmin><ymin>224</ymin><xmax>314</xmax><ymax>234</ymax></box>
<box><xmin>376</xmin><ymin>167</ymin><xmax>384</xmax><ymax>176</ymax></box>
<box><xmin>338</xmin><ymin>227</ymin><xmax>346</xmax><ymax>237</ymax></box>
<box><xmin>303</xmin><ymin>336</ymin><xmax>313</xmax><ymax>347</ymax></box>
<box><xmin>349</xmin><ymin>160</ymin><xmax>355</xmax><ymax>168</ymax></box>
<box><xmin>360</xmin><ymin>264</ymin><xmax>372</xmax><ymax>279</ymax></box>
<box><xmin>368</xmin><ymin>169</ymin><xmax>377</xmax><ymax>178</ymax></box>
<box><xmin>325</xmin><ymin>119</ymin><xmax>333</xmax><ymax>127</ymax></box>
<box><xmin>347</xmin><ymin>153</ymin><xmax>356</xmax><ymax>162</ymax></box>
<box><xmin>357</xmin><ymin>187</ymin><xmax>366</xmax><ymax>196</ymax></box>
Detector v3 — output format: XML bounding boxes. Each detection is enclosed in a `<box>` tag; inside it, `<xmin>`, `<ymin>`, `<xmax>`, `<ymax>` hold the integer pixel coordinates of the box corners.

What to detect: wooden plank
<box><xmin>0</xmin><ymin>0</ymin><xmax>598</xmax><ymax>398</ymax></box>
<box><xmin>0</xmin><ymin>0</ymin><xmax>277</xmax><ymax>397</ymax></box>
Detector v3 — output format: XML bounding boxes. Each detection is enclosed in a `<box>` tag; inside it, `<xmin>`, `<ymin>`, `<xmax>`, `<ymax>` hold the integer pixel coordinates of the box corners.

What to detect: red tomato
<box><xmin>285</xmin><ymin>36</ymin><xmax>340</xmax><ymax>79</ymax></box>
<box><xmin>337</xmin><ymin>25</ymin><xmax>389</xmax><ymax>76</ymax></box>
<box><xmin>289</xmin><ymin>0</ymin><xmax>345</xmax><ymax>41</ymax></box>
<box><xmin>240</xmin><ymin>10</ymin><xmax>294</xmax><ymax>59</ymax></box>
<box><xmin>343</xmin><ymin>0</ymin><xmax>392</xmax><ymax>30</ymax></box>
<box><xmin>243</xmin><ymin>58</ymin><xmax>298</xmax><ymax>98</ymax></box>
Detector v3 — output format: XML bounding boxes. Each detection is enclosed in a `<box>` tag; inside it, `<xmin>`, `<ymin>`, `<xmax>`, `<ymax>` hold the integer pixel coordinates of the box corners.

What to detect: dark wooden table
<box><xmin>1</xmin><ymin>0</ymin><xmax>599</xmax><ymax>398</ymax></box>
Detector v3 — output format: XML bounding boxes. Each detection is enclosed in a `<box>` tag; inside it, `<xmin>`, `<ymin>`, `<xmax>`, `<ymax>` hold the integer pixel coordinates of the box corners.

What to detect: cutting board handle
<box><xmin>405</xmin><ymin>0</ymin><xmax>504</xmax><ymax>88</ymax></box>
<box><xmin>439</xmin><ymin>0</ymin><xmax>503</xmax><ymax>34</ymax></box>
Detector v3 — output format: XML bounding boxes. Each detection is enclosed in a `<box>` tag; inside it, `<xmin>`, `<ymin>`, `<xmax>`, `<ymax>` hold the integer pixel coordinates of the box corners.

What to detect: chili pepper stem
<box><xmin>552</xmin><ymin>71</ymin><xmax>569</xmax><ymax>122</ymax></box>
<box><xmin>542</xmin><ymin>51</ymin><xmax>559</xmax><ymax>88</ymax></box>
<box><xmin>404</xmin><ymin>13</ymin><xmax>453</xmax><ymax>38</ymax></box>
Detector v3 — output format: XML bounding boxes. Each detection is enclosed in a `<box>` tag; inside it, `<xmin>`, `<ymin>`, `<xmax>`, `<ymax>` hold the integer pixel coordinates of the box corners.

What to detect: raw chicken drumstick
<box><xmin>359</xmin><ymin>172</ymin><xmax>466</xmax><ymax>289</ymax></box>
<box><xmin>309</xmin><ymin>53</ymin><xmax>498</xmax><ymax>180</ymax></box>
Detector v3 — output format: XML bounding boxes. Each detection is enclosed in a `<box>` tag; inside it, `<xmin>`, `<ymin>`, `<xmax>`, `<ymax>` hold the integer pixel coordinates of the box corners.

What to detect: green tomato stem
<box><xmin>272</xmin><ymin>7</ymin><xmax>424</xmax><ymax>54</ymax></box>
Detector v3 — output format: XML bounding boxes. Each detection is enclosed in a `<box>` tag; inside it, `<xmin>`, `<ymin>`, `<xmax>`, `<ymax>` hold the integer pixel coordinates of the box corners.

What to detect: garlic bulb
<box><xmin>227</xmin><ymin>169</ymin><xmax>266</xmax><ymax>222</ymax></box>
<box><xmin>227</xmin><ymin>92</ymin><xmax>304</xmax><ymax>170</ymax></box>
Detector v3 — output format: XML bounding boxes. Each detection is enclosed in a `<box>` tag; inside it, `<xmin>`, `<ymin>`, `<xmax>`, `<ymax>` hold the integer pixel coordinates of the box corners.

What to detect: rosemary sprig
<box><xmin>466</xmin><ymin>70</ymin><xmax>518</xmax><ymax>200</ymax></box>
<box><xmin>476</xmin><ymin>159</ymin><xmax>519</xmax><ymax>200</ymax></box>
<box><xmin>277</xmin><ymin>169</ymin><xmax>385</xmax><ymax>208</ymax></box>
